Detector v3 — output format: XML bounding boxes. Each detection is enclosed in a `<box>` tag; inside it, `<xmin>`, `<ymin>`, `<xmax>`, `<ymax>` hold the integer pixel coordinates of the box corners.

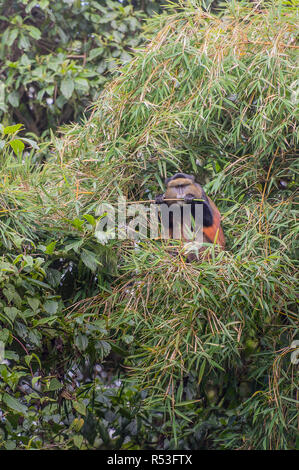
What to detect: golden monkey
<box><xmin>155</xmin><ymin>173</ymin><xmax>225</xmax><ymax>253</ymax></box>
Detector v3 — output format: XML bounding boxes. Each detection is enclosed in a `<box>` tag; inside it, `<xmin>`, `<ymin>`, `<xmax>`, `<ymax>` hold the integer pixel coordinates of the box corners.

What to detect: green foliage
<box><xmin>51</xmin><ymin>0</ymin><xmax>297</xmax><ymax>449</ymax></box>
<box><xmin>0</xmin><ymin>123</ymin><xmax>38</xmax><ymax>156</ymax></box>
<box><xmin>0</xmin><ymin>0</ymin><xmax>165</xmax><ymax>135</ymax></box>
<box><xmin>0</xmin><ymin>0</ymin><xmax>298</xmax><ymax>450</ymax></box>
<box><xmin>0</xmin><ymin>232</ymin><xmax>125</xmax><ymax>449</ymax></box>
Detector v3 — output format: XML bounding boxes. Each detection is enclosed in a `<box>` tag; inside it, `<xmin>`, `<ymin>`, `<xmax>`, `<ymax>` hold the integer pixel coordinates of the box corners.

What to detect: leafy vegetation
<box><xmin>0</xmin><ymin>0</ymin><xmax>166</xmax><ymax>136</ymax></box>
<box><xmin>0</xmin><ymin>0</ymin><xmax>298</xmax><ymax>450</ymax></box>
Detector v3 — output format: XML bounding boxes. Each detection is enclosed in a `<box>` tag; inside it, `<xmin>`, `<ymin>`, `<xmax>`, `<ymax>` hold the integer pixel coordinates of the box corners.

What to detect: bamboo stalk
<box><xmin>126</xmin><ymin>198</ymin><xmax>205</xmax><ymax>204</ymax></box>
<box><xmin>75</xmin><ymin>195</ymin><xmax>205</xmax><ymax>203</ymax></box>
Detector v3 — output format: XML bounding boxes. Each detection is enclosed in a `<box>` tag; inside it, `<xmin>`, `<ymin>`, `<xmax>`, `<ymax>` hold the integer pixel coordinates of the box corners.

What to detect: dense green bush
<box><xmin>0</xmin><ymin>0</ymin><xmax>167</xmax><ymax>136</ymax></box>
<box><xmin>0</xmin><ymin>0</ymin><xmax>298</xmax><ymax>450</ymax></box>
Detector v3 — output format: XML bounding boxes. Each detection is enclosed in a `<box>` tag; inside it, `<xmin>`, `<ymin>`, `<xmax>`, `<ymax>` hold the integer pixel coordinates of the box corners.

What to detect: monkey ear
<box><xmin>165</xmin><ymin>176</ymin><xmax>171</xmax><ymax>185</ymax></box>
<box><xmin>202</xmin><ymin>201</ymin><xmax>213</xmax><ymax>227</ymax></box>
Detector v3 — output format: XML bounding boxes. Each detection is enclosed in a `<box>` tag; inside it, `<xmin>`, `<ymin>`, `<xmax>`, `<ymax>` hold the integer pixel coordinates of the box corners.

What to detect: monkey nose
<box><xmin>177</xmin><ymin>187</ymin><xmax>184</xmax><ymax>197</ymax></box>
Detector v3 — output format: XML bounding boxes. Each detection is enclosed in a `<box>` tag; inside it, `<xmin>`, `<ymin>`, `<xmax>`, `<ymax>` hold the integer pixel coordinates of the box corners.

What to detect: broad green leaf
<box><xmin>0</xmin><ymin>328</ymin><xmax>10</xmax><ymax>343</ymax></box>
<box><xmin>33</xmin><ymin>315</ymin><xmax>57</xmax><ymax>326</ymax></box>
<box><xmin>64</xmin><ymin>239</ymin><xmax>83</xmax><ymax>253</ymax></box>
<box><xmin>5</xmin><ymin>440</ymin><xmax>16</xmax><ymax>450</ymax></box>
<box><xmin>3</xmin><ymin>124</ymin><xmax>23</xmax><ymax>135</ymax></box>
<box><xmin>27</xmin><ymin>25</ymin><xmax>41</xmax><ymax>40</ymax></box>
<box><xmin>3</xmin><ymin>393</ymin><xmax>28</xmax><ymax>415</ymax></box>
<box><xmin>4</xmin><ymin>307</ymin><xmax>19</xmax><ymax>323</ymax></box>
<box><xmin>9</xmin><ymin>139</ymin><xmax>25</xmax><ymax>155</ymax></box>
<box><xmin>75</xmin><ymin>78</ymin><xmax>89</xmax><ymax>93</ymax></box>
<box><xmin>45</xmin><ymin>241</ymin><xmax>57</xmax><ymax>254</ymax></box>
<box><xmin>96</xmin><ymin>340</ymin><xmax>111</xmax><ymax>358</ymax></box>
<box><xmin>7</xmin><ymin>29</ymin><xmax>18</xmax><ymax>46</ymax></box>
<box><xmin>48</xmin><ymin>378</ymin><xmax>63</xmax><ymax>391</ymax></box>
<box><xmin>73</xmin><ymin>401</ymin><xmax>86</xmax><ymax>416</ymax></box>
<box><xmin>73</xmin><ymin>435</ymin><xmax>83</xmax><ymax>449</ymax></box>
<box><xmin>74</xmin><ymin>333</ymin><xmax>88</xmax><ymax>352</ymax></box>
<box><xmin>80</xmin><ymin>249</ymin><xmax>100</xmax><ymax>272</ymax></box>
<box><xmin>89</xmin><ymin>47</ymin><xmax>104</xmax><ymax>60</ymax></box>
<box><xmin>61</xmin><ymin>76</ymin><xmax>74</xmax><ymax>99</ymax></box>
<box><xmin>83</xmin><ymin>214</ymin><xmax>96</xmax><ymax>226</ymax></box>
<box><xmin>7</xmin><ymin>91</ymin><xmax>19</xmax><ymax>107</ymax></box>
<box><xmin>28</xmin><ymin>297</ymin><xmax>40</xmax><ymax>311</ymax></box>
<box><xmin>44</xmin><ymin>300</ymin><xmax>58</xmax><ymax>315</ymax></box>
<box><xmin>4</xmin><ymin>350</ymin><xmax>19</xmax><ymax>361</ymax></box>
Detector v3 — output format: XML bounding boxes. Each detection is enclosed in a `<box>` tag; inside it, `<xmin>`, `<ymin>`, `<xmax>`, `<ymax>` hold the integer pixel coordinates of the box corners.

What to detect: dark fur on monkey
<box><xmin>155</xmin><ymin>173</ymin><xmax>225</xmax><ymax>252</ymax></box>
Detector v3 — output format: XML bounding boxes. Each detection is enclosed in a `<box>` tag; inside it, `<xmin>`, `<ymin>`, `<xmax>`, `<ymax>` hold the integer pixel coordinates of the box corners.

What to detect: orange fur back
<box><xmin>202</xmin><ymin>197</ymin><xmax>225</xmax><ymax>249</ymax></box>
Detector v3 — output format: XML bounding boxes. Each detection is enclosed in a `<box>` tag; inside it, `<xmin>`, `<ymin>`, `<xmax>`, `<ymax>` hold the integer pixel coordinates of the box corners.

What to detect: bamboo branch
<box><xmin>242</xmin><ymin>40</ymin><xmax>299</xmax><ymax>49</ymax></box>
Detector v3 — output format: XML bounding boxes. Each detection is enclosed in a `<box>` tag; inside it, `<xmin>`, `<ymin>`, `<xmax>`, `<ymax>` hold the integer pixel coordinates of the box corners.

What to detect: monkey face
<box><xmin>163</xmin><ymin>173</ymin><xmax>213</xmax><ymax>226</ymax></box>
<box><xmin>167</xmin><ymin>179</ymin><xmax>196</xmax><ymax>201</ymax></box>
<box><xmin>165</xmin><ymin>173</ymin><xmax>204</xmax><ymax>200</ymax></box>
<box><xmin>155</xmin><ymin>173</ymin><xmax>225</xmax><ymax>250</ymax></box>
<box><xmin>165</xmin><ymin>174</ymin><xmax>202</xmax><ymax>204</ymax></box>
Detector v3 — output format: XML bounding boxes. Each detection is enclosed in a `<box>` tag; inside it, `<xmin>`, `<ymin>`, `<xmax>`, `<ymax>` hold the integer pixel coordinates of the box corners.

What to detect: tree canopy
<box><xmin>0</xmin><ymin>0</ymin><xmax>165</xmax><ymax>135</ymax></box>
<box><xmin>0</xmin><ymin>0</ymin><xmax>298</xmax><ymax>450</ymax></box>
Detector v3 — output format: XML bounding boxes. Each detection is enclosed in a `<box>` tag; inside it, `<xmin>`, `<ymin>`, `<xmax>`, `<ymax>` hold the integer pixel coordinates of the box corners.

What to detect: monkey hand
<box><xmin>184</xmin><ymin>194</ymin><xmax>197</xmax><ymax>204</ymax></box>
<box><xmin>155</xmin><ymin>194</ymin><xmax>165</xmax><ymax>204</ymax></box>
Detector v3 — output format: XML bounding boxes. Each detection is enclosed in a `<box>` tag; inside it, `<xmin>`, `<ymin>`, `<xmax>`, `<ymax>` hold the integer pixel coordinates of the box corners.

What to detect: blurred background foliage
<box><xmin>0</xmin><ymin>0</ymin><xmax>169</xmax><ymax>137</ymax></box>
<box><xmin>0</xmin><ymin>0</ymin><xmax>298</xmax><ymax>450</ymax></box>
<box><xmin>0</xmin><ymin>0</ymin><xmax>235</xmax><ymax>138</ymax></box>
